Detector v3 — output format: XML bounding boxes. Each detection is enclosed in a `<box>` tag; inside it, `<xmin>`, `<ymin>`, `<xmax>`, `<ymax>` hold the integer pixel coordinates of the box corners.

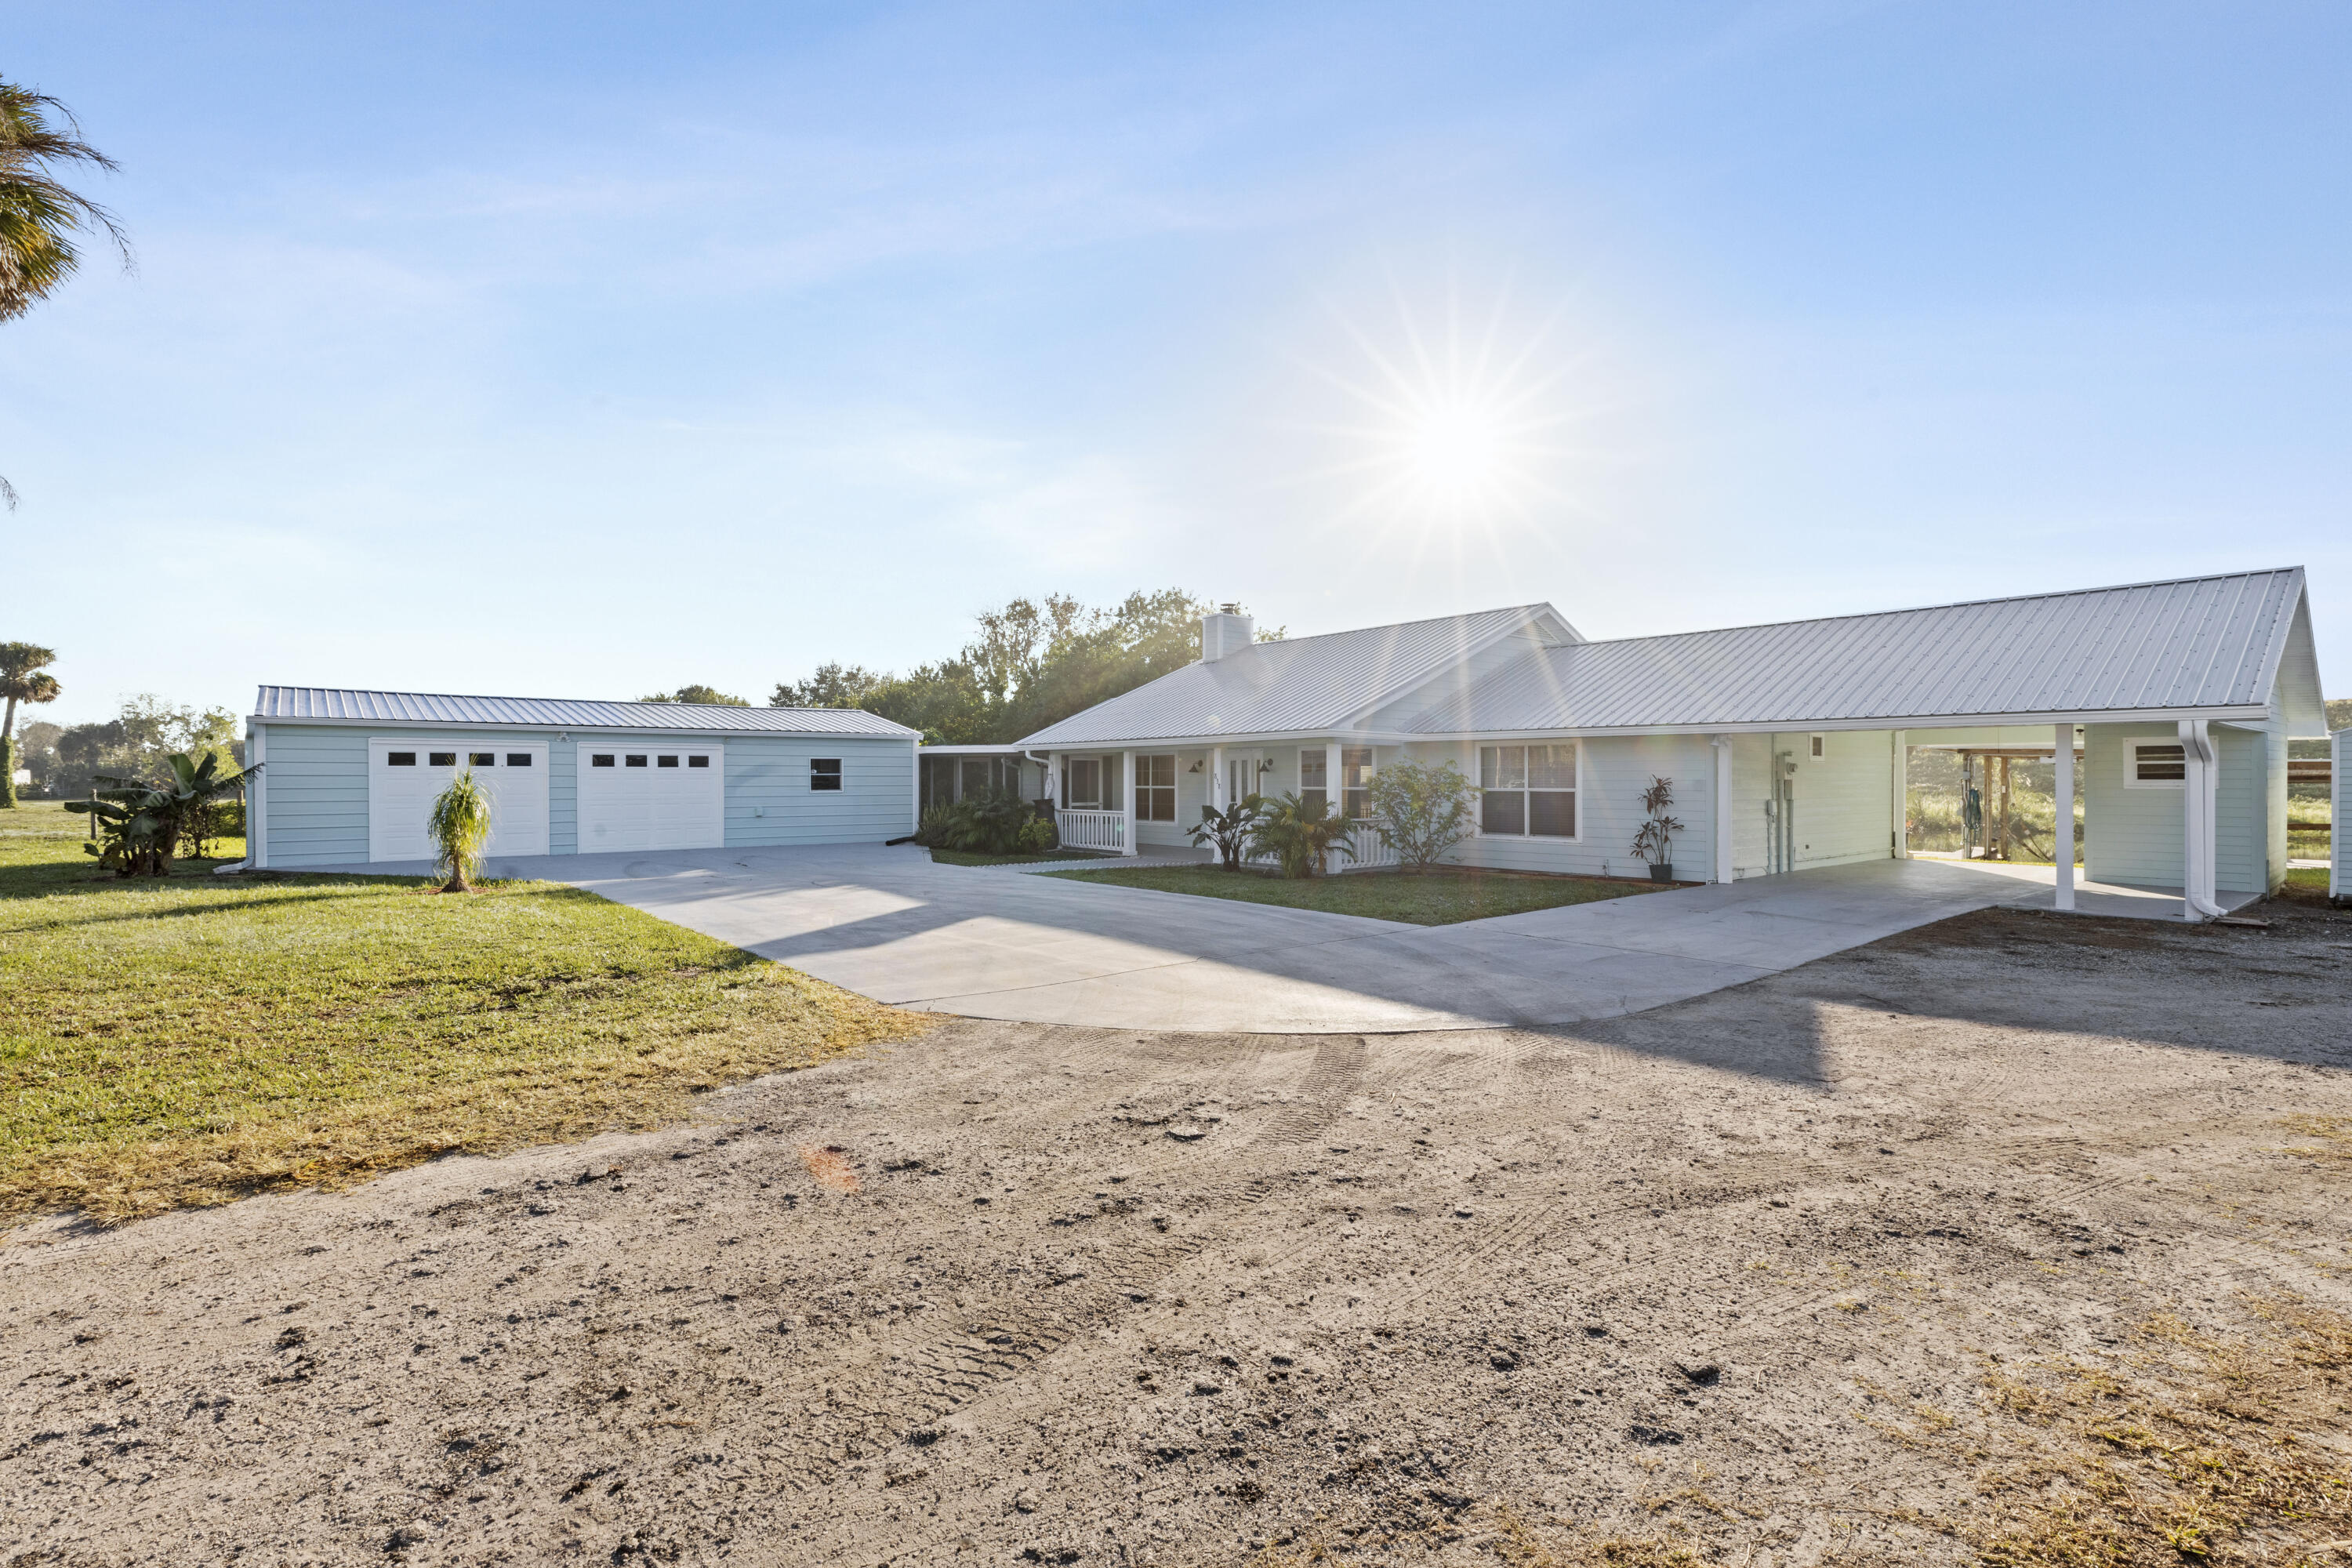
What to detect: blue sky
<box><xmin>9</xmin><ymin>2</ymin><xmax>2348</xmax><ymax>727</ymax></box>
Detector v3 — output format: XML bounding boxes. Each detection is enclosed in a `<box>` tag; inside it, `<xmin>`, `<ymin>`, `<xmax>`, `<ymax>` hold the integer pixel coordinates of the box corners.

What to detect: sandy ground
<box><xmin>5</xmin><ymin>898</ymin><xmax>2350</xmax><ymax>1568</ymax></box>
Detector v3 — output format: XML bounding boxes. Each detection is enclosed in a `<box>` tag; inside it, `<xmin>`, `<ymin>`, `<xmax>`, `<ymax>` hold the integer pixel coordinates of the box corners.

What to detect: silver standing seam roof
<box><xmin>1014</xmin><ymin>604</ymin><xmax>1572</xmax><ymax>748</ymax></box>
<box><xmin>1014</xmin><ymin>568</ymin><xmax>2325</xmax><ymax>747</ymax></box>
<box><xmin>1397</xmin><ymin>568</ymin><xmax>2323</xmax><ymax>735</ymax></box>
<box><xmin>252</xmin><ymin>687</ymin><xmax>920</xmax><ymax>738</ymax></box>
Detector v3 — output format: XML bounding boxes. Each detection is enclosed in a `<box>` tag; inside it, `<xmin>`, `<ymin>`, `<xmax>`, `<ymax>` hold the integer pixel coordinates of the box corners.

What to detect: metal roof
<box><xmin>1014</xmin><ymin>604</ymin><xmax>1571</xmax><ymax>748</ymax></box>
<box><xmin>1395</xmin><ymin>568</ymin><xmax>2325</xmax><ymax>735</ymax></box>
<box><xmin>252</xmin><ymin>686</ymin><xmax>920</xmax><ymax>738</ymax></box>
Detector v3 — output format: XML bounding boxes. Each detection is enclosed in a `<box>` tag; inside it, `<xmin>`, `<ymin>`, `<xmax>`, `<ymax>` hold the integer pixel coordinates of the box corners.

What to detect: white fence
<box><xmin>1056</xmin><ymin>809</ymin><xmax>1129</xmax><ymax>854</ymax></box>
<box><xmin>1239</xmin><ymin>822</ymin><xmax>1399</xmax><ymax>873</ymax></box>
<box><xmin>1344</xmin><ymin>824</ymin><xmax>1399</xmax><ymax>870</ymax></box>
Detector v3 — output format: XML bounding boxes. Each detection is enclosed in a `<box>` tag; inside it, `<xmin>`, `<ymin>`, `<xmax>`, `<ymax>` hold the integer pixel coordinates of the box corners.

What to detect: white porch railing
<box><xmin>1239</xmin><ymin>822</ymin><xmax>1399</xmax><ymax>872</ymax></box>
<box><xmin>1344</xmin><ymin>824</ymin><xmax>1399</xmax><ymax>870</ymax></box>
<box><xmin>1056</xmin><ymin>809</ymin><xmax>1129</xmax><ymax>853</ymax></box>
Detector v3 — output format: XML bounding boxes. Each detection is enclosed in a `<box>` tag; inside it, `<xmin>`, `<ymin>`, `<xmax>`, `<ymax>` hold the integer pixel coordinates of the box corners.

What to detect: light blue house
<box><xmin>1016</xmin><ymin>568</ymin><xmax>2328</xmax><ymax>920</ymax></box>
<box><xmin>243</xmin><ymin>688</ymin><xmax>918</xmax><ymax>869</ymax></box>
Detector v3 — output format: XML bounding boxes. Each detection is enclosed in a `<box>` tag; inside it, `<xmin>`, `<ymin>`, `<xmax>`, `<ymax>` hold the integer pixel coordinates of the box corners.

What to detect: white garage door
<box><xmin>575</xmin><ymin>742</ymin><xmax>724</xmax><ymax>853</ymax></box>
<box><xmin>368</xmin><ymin>740</ymin><xmax>551</xmax><ymax>862</ymax></box>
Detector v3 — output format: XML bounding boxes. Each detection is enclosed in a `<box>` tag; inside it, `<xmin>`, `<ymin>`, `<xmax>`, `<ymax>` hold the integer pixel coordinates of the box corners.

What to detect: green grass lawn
<box><xmin>1043</xmin><ymin>861</ymin><xmax>1665</xmax><ymax>924</ymax></box>
<box><xmin>0</xmin><ymin>802</ymin><xmax>916</xmax><ymax>1225</ymax></box>
<box><xmin>927</xmin><ymin>846</ymin><xmax>1116</xmax><ymax>867</ymax></box>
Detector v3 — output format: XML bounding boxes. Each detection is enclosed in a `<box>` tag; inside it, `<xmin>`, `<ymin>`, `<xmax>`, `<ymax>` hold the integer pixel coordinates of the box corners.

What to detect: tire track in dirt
<box><xmin>726</xmin><ymin>1037</ymin><xmax>1371</xmax><ymax>1559</ymax></box>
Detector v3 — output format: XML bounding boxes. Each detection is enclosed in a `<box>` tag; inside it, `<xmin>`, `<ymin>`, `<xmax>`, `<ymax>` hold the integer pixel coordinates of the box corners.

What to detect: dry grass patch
<box><xmin>1891</xmin><ymin>1298</ymin><xmax>2352</xmax><ymax>1566</ymax></box>
<box><xmin>0</xmin><ymin>805</ymin><xmax>924</xmax><ymax>1223</ymax></box>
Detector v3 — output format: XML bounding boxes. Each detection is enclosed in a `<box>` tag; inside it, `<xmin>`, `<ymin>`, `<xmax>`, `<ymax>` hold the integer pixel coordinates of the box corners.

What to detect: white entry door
<box><xmin>575</xmin><ymin>742</ymin><xmax>724</xmax><ymax>853</ymax></box>
<box><xmin>368</xmin><ymin>740</ymin><xmax>550</xmax><ymax>862</ymax></box>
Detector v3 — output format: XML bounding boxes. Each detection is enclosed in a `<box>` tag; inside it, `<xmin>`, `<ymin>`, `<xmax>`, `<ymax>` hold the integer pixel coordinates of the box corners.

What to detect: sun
<box><xmin>1403</xmin><ymin>400</ymin><xmax>1508</xmax><ymax>503</ymax></box>
<box><xmin>1287</xmin><ymin>274</ymin><xmax>1577</xmax><ymax>533</ymax></box>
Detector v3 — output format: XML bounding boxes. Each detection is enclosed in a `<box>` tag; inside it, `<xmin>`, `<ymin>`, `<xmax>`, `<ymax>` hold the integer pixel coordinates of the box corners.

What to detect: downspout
<box><xmin>2178</xmin><ymin>719</ymin><xmax>2227</xmax><ymax>921</ymax></box>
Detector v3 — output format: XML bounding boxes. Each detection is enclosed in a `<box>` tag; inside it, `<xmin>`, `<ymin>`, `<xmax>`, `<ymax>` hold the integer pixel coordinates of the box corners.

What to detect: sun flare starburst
<box><xmin>1288</xmin><ymin>274</ymin><xmax>1585</xmax><ymax>550</ymax></box>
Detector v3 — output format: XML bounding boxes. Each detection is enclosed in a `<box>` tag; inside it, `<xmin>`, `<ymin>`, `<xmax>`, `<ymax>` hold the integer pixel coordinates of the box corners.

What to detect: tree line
<box><xmin>764</xmin><ymin>588</ymin><xmax>1276</xmax><ymax>745</ymax></box>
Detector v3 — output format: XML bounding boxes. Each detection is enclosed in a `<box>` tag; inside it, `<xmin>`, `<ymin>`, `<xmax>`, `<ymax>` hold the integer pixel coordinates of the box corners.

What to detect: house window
<box><xmin>1065</xmin><ymin>758</ymin><xmax>1102</xmax><ymax>808</ymax></box>
<box><xmin>1809</xmin><ymin>734</ymin><xmax>1826</xmax><ymax>762</ymax></box>
<box><xmin>811</xmin><ymin>759</ymin><xmax>842</xmax><ymax>790</ymax></box>
<box><xmin>429</xmin><ymin>752</ymin><xmax>456</xmax><ymax>767</ymax></box>
<box><xmin>1341</xmin><ymin>747</ymin><xmax>1374</xmax><ymax>819</ymax></box>
<box><xmin>2128</xmin><ymin>742</ymin><xmax>2186</xmax><ymax>788</ymax></box>
<box><xmin>1480</xmin><ymin>743</ymin><xmax>1577</xmax><ymax>838</ymax></box>
<box><xmin>506</xmin><ymin>753</ymin><xmax>532</xmax><ymax>768</ymax></box>
<box><xmin>387</xmin><ymin>752</ymin><xmax>416</xmax><ymax>767</ymax></box>
<box><xmin>470</xmin><ymin>752</ymin><xmax>495</xmax><ymax>767</ymax></box>
<box><xmin>658</xmin><ymin>755</ymin><xmax>679</xmax><ymax>768</ymax></box>
<box><xmin>1138</xmin><ymin>754</ymin><xmax>1177</xmax><ymax>822</ymax></box>
<box><xmin>591</xmin><ymin>753</ymin><xmax>615</xmax><ymax>768</ymax></box>
<box><xmin>626</xmin><ymin>754</ymin><xmax>648</xmax><ymax>768</ymax></box>
<box><xmin>688</xmin><ymin>755</ymin><xmax>709</xmax><ymax>768</ymax></box>
<box><xmin>1299</xmin><ymin>748</ymin><xmax>1328</xmax><ymax>815</ymax></box>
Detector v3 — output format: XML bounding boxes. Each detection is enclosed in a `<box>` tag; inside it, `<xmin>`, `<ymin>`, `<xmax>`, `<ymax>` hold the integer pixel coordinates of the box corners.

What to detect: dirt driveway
<box><xmin>6</xmin><ymin>898</ymin><xmax>2350</xmax><ymax>1567</ymax></box>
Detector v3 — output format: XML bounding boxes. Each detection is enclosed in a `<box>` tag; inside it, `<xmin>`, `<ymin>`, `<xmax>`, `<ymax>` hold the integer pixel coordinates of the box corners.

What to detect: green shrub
<box><xmin>914</xmin><ymin>788</ymin><xmax>1038</xmax><ymax>855</ymax></box>
<box><xmin>1365</xmin><ymin>760</ymin><xmax>1475</xmax><ymax>873</ymax></box>
<box><xmin>1017</xmin><ymin>815</ymin><xmax>1058</xmax><ymax>854</ymax></box>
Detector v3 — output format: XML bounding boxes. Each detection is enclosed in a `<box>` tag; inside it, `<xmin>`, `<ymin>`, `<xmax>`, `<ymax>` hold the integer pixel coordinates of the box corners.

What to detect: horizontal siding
<box><xmin>2085</xmin><ymin>723</ymin><xmax>2181</xmax><ymax>887</ymax></box>
<box><xmin>258</xmin><ymin>724</ymin><xmax>371</xmax><ymax>867</ymax></box>
<box><xmin>1791</xmin><ymin>729</ymin><xmax>1896</xmax><ymax>868</ymax></box>
<box><xmin>259</xmin><ymin>724</ymin><xmax>913</xmax><ymax>864</ymax></box>
<box><xmin>2083</xmin><ymin>720</ymin><xmax>2267</xmax><ymax>893</ymax></box>
<box><xmin>721</xmin><ymin>735</ymin><xmax>913</xmax><ymax>847</ymax></box>
<box><xmin>1417</xmin><ymin>735</ymin><xmax>1721</xmax><ymax>879</ymax></box>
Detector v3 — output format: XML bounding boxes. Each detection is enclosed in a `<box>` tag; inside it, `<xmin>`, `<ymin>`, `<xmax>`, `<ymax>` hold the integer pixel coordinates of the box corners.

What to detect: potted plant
<box><xmin>1630</xmin><ymin>775</ymin><xmax>1686</xmax><ymax>883</ymax></box>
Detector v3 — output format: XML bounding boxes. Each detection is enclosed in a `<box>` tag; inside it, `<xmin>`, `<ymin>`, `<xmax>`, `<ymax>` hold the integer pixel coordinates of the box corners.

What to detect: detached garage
<box><xmin>243</xmin><ymin>688</ymin><xmax>917</xmax><ymax>869</ymax></box>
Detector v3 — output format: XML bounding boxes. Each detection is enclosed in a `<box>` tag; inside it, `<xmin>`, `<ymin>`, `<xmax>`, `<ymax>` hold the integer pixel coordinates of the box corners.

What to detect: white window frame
<box><xmin>1475</xmin><ymin>740</ymin><xmax>1583</xmax><ymax>841</ymax></box>
<box><xmin>1808</xmin><ymin>733</ymin><xmax>1827</xmax><ymax>763</ymax></box>
<box><xmin>1065</xmin><ymin>757</ymin><xmax>1103</xmax><ymax>809</ymax></box>
<box><xmin>2125</xmin><ymin>739</ymin><xmax>2187</xmax><ymax>790</ymax></box>
<box><xmin>1136</xmin><ymin>753</ymin><xmax>1177</xmax><ymax>822</ymax></box>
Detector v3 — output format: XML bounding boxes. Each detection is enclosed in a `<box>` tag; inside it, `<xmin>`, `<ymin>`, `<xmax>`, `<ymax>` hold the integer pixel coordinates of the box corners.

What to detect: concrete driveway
<box><xmin>336</xmin><ymin>844</ymin><xmax>2109</xmax><ymax>1032</ymax></box>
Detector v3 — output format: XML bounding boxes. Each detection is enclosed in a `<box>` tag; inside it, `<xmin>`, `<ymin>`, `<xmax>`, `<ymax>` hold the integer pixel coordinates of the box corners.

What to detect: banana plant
<box><xmin>65</xmin><ymin>750</ymin><xmax>258</xmax><ymax>877</ymax></box>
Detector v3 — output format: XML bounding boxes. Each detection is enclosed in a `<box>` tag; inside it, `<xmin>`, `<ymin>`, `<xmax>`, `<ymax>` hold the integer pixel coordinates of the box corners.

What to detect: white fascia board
<box><xmin>1399</xmin><ymin>703</ymin><xmax>2277</xmax><ymax>743</ymax></box>
<box><xmin>1336</xmin><ymin>607</ymin><xmax>1566</xmax><ymax>731</ymax></box>
<box><xmin>249</xmin><ymin>713</ymin><xmax>915</xmax><ymax>741</ymax></box>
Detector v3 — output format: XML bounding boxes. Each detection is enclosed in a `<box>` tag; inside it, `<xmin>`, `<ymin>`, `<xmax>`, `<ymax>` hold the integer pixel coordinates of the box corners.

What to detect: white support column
<box><xmin>1211</xmin><ymin>745</ymin><xmax>1225</xmax><ymax>811</ymax></box>
<box><xmin>1710</xmin><ymin>735</ymin><xmax>1735</xmax><ymax>884</ymax></box>
<box><xmin>2053</xmin><ymin>723</ymin><xmax>2074</xmax><ymax>911</ymax></box>
<box><xmin>1324</xmin><ymin>740</ymin><xmax>1344</xmax><ymax>873</ymax></box>
<box><xmin>1121</xmin><ymin>748</ymin><xmax>1138</xmax><ymax>855</ymax></box>
<box><xmin>909</xmin><ymin>741</ymin><xmax>920</xmax><ymax>835</ymax></box>
<box><xmin>1890</xmin><ymin>730</ymin><xmax>1908</xmax><ymax>859</ymax></box>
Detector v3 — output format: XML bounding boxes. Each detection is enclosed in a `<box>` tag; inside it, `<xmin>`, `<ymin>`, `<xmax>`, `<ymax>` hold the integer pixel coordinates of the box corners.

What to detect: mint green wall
<box><xmin>254</xmin><ymin>722</ymin><xmax>913</xmax><ymax>867</ymax></box>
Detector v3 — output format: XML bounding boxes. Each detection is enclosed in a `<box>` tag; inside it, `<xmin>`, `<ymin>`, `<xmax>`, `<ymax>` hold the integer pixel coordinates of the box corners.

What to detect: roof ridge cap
<box><xmin>1548</xmin><ymin>568</ymin><xmax>2306</xmax><ymax>650</ymax></box>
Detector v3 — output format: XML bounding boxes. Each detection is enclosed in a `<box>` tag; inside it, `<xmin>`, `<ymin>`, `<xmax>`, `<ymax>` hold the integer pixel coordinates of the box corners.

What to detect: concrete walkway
<box><xmin>307</xmin><ymin>844</ymin><xmax>2221</xmax><ymax>1033</ymax></box>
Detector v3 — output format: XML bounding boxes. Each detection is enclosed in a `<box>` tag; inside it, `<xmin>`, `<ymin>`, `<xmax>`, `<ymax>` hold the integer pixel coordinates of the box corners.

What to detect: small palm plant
<box><xmin>1247</xmin><ymin>791</ymin><xmax>1358</xmax><ymax>880</ymax></box>
<box><xmin>428</xmin><ymin>768</ymin><xmax>494</xmax><ymax>892</ymax></box>
<box><xmin>1189</xmin><ymin>794</ymin><xmax>1265</xmax><ymax>871</ymax></box>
